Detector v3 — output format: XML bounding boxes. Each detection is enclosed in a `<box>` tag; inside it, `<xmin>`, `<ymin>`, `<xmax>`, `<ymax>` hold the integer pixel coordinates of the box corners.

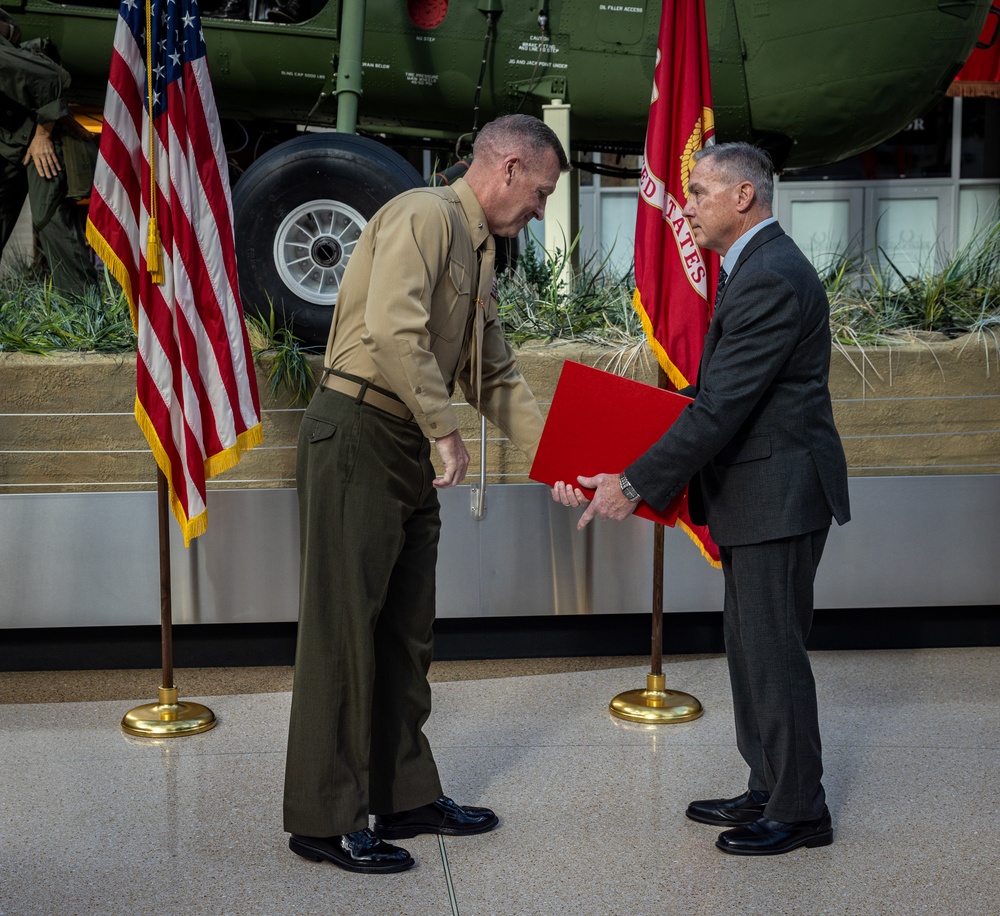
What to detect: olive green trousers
<box><xmin>0</xmin><ymin>141</ymin><xmax>97</xmax><ymax>298</ymax></box>
<box><xmin>283</xmin><ymin>386</ymin><xmax>444</xmax><ymax>837</ymax></box>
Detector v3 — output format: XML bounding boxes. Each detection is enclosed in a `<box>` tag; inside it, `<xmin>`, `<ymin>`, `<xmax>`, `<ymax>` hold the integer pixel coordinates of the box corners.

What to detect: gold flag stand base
<box><xmin>121</xmin><ymin>686</ymin><xmax>217</xmax><ymax>738</ymax></box>
<box><xmin>609</xmin><ymin>672</ymin><xmax>704</xmax><ymax>724</ymax></box>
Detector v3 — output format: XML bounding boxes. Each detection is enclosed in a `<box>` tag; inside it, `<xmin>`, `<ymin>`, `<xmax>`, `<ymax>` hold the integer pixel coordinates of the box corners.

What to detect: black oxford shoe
<box><xmin>289</xmin><ymin>828</ymin><xmax>414</xmax><ymax>873</ymax></box>
<box><xmin>715</xmin><ymin>807</ymin><xmax>833</xmax><ymax>856</ymax></box>
<box><xmin>374</xmin><ymin>795</ymin><xmax>499</xmax><ymax>840</ymax></box>
<box><xmin>686</xmin><ymin>789</ymin><xmax>770</xmax><ymax>826</ymax></box>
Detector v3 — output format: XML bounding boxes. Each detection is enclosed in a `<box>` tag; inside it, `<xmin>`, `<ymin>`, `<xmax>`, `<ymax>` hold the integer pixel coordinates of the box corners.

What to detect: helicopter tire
<box><xmin>232</xmin><ymin>132</ymin><xmax>423</xmax><ymax>347</ymax></box>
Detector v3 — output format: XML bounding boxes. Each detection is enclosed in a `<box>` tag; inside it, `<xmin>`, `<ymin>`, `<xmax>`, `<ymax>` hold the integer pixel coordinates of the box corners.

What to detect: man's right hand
<box><xmin>553</xmin><ymin>473</ymin><xmax>639</xmax><ymax>530</ymax></box>
<box><xmin>433</xmin><ymin>429</ymin><xmax>470</xmax><ymax>488</ymax></box>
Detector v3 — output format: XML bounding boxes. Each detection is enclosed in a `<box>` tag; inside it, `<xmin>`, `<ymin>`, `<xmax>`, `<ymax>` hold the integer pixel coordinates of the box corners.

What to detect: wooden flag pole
<box><xmin>651</xmin><ymin>523</ymin><xmax>664</xmax><ymax>678</ymax></box>
<box><xmin>158</xmin><ymin>466</ymin><xmax>174</xmax><ymax>693</ymax></box>
<box><xmin>121</xmin><ymin>467</ymin><xmax>217</xmax><ymax>737</ymax></box>
<box><xmin>609</xmin><ymin>366</ymin><xmax>703</xmax><ymax>724</ymax></box>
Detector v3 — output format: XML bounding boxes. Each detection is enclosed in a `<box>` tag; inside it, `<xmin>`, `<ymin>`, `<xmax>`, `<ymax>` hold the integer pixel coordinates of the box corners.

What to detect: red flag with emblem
<box><xmin>632</xmin><ymin>0</ymin><xmax>720</xmax><ymax>567</ymax></box>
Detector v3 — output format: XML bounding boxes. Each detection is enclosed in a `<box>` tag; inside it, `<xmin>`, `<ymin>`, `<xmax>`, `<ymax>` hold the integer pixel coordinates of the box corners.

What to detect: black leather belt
<box><xmin>320</xmin><ymin>370</ymin><xmax>413</xmax><ymax>421</ymax></box>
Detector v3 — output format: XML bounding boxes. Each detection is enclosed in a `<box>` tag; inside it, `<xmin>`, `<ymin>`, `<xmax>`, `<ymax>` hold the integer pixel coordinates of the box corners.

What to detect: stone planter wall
<box><xmin>2</xmin><ymin>336</ymin><xmax>998</xmax><ymax>494</ymax></box>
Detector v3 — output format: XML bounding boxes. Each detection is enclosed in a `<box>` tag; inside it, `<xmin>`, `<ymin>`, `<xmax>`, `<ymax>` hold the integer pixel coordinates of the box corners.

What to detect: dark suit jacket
<box><xmin>626</xmin><ymin>221</ymin><xmax>850</xmax><ymax>547</ymax></box>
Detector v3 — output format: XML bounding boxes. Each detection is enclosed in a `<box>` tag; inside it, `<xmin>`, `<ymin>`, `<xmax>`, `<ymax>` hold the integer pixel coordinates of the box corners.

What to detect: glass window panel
<box><xmin>525</xmin><ymin>220</ymin><xmax>545</xmax><ymax>253</ymax></box>
<box><xmin>875</xmin><ymin>197</ymin><xmax>938</xmax><ymax>278</ymax></box>
<box><xmin>598</xmin><ymin>153</ymin><xmax>640</xmax><ymax>189</ymax></box>
<box><xmin>960</xmin><ymin>99</ymin><xmax>1000</xmax><ymax>180</ymax></box>
<box><xmin>958</xmin><ymin>186</ymin><xmax>1000</xmax><ymax>248</ymax></box>
<box><xmin>788</xmin><ymin>199</ymin><xmax>852</xmax><ymax>275</ymax></box>
<box><xmin>598</xmin><ymin>192</ymin><xmax>637</xmax><ymax>278</ymax></box>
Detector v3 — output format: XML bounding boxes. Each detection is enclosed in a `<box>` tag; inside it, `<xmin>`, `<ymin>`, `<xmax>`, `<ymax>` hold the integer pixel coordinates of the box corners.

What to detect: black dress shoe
<box><xmin>686</xmin><ymin>789</ymin><xmax>769</xmax><ymax>826</ymax></box>
<box><xmin>715</xmin><ymin>807</ymin><xmax>833</xmax><ymax>856</ymax></box>
<box><xmin>289</xmin><ymin>829</ymin><xmax>414</xmax><ymax>873</ymax></box>
<box><xmin>374</xmin><ymin>795</ymin><xmax>499</xmax><ymax>840</ymax></box>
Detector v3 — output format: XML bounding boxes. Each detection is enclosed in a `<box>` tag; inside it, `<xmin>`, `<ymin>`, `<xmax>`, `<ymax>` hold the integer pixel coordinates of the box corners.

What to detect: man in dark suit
<box><xmin>553</xmin><ymin>141</ymin><xmax>850</xmax><ymax>855</ymax></box>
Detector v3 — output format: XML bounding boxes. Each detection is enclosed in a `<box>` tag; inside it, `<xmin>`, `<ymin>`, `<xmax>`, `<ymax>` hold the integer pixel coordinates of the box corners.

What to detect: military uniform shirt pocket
<box><xmin>427</xmin><ymin>259</ymin><xmax>471</xmax><ymax>342</ymax></box>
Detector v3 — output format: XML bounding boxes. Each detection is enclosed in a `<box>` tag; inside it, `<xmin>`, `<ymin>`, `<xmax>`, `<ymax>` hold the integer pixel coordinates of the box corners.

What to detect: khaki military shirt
<box><xmin>324</xmin><ymin>177</ymin><xmax>543</xmax><ymax>459</ymax></box>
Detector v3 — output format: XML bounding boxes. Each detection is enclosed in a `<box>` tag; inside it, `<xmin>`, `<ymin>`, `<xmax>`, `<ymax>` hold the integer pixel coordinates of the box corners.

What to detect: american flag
<box><xmin>87</xmin><ymin>0</ymin><xmax>262</xmax><ymax>546</ymax></box>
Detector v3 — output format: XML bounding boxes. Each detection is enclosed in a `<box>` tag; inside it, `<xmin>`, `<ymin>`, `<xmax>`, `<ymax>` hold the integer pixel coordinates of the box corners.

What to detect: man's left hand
<box><xmin>552</xmin><ymin>473</ymin><xmax>638</xmax><ymax>530</ymax></box>
<box><xmin>24</xmin><ymin>122</ymin><xmax>60</xmax><ymax>179</ymax></box>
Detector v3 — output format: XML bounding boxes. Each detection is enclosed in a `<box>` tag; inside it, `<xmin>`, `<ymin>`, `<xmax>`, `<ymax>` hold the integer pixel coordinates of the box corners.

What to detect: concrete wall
<box><xmin>1</xmin><ymin>337</ymin><xmax>999</xmax><ymax>494</ymax></box>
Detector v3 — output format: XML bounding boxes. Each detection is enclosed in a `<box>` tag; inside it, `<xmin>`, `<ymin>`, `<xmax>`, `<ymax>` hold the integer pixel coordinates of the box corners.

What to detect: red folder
<box><xmin>529</xmin><ymin>360</ymin><xmax>693</xmax><ymax>526</ymax></box>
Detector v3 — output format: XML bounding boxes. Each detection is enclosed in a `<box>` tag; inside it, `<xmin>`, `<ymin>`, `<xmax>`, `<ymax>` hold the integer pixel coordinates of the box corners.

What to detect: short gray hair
<box><xmin>474</xmin><ymin>114</ymin><xmax>570</xmax><ymax>172</ymax></box>
<box><xmin>694</xmin><ymin>142</ymin><xmax>774</xmax><ymax>208</ymax></box>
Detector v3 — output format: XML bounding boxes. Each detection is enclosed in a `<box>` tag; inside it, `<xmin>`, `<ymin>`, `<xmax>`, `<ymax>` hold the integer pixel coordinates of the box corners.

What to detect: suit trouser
<box><xmin>720</xmin><ymin>526</ymin><xmax>830</xmax><ymax>823</ymax></box>
<box><xmin>283</xmin><ymin>387</ymin><xmax>444</xmax><ymax>837</ymax></box>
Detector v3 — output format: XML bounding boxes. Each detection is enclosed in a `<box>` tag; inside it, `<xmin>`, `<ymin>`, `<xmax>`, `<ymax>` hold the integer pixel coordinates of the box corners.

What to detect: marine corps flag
<box><xmin>633</xmin><ymin>0</ymin><xmax>720</xmax><ymax>566</ymax></box>
<box><xmin>87</xmin><ymin>0</ymin><xmax>263</xmax><ymax>546</ymax></box>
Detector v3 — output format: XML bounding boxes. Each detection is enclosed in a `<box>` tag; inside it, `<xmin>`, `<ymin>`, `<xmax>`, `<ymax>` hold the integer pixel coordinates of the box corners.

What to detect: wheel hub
<box><xmin>273</xmin><ymin>199</ymin><xmax>367</xmax><ymax>306</ymax></box>
<box><xmin>311</xmin><ymin>236</ymin><xmax>343</xmax><ymax>269</ymax></box>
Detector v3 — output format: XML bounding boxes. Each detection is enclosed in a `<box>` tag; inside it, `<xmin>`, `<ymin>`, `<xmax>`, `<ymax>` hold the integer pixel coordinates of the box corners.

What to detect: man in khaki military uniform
<box><xmin>283</xmin><ymin>114</ymin><xmax>569</xmax><ymax>874</ymax></box>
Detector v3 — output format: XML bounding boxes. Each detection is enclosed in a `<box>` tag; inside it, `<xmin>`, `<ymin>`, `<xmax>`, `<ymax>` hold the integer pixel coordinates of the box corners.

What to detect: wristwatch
<box><xmin>618</xmin><ymin>473</ymin><xmax>641</xmax><ymax>502</ymax></box>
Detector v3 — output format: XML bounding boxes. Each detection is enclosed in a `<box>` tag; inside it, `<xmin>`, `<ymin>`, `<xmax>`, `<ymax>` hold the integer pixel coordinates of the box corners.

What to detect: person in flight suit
<box><xmin>0</xmin><ymin>10</ymin><xmax>98</xmax><ymax>298</ymax></box>
<box><xmin>283</xmin><ymin>114</ymin><xmax>570</xmax><ymax>874</ymax></box>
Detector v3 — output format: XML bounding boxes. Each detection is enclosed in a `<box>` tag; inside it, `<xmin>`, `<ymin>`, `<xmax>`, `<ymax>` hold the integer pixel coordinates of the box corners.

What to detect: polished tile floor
<box><xmin>1</xmin><ymin>647</ymin><xmax>998</xmax><ymax>915</ymax></box>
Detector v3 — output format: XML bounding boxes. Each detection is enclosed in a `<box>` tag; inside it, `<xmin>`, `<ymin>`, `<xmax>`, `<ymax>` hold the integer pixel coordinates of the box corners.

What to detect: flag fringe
<box><xmin>134</xmin><ymin>395</ymin><xmax>200</xmax><ymax>546</ymax></box>
<box><xmin>134</xmin><ymin>396</ymin><xmax>263</xmax><ymax>547</ymax></box>
<box><xmin>85</xmin><ymin>220</ymin><xmax>138</xmax><ymax>329</ymax></box>
<box><xmin>632</xmin><ymin>288</ymin><xmax>692</xmax><ymax>392</ymax></box>
<box><xmin>675</xmin><ymin>515</ymin><xmax>722</xmax><ymax>568</ymax></box>
<box><xmin>946</xmin><ymin>81</ymin><xmax>1000</xmax><ymax>98</ymax></box>
<box><xmin>204</xmin><ymin>423</ymin><xmax>264</xmax><ymax>479</ymax></box>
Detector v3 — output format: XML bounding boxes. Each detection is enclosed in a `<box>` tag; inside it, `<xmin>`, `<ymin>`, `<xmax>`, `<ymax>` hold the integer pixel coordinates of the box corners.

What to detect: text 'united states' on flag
<box><xmin>87</xmin><ymin>0</ymin><xmax>263</xmax><ymax>546</ymax></box>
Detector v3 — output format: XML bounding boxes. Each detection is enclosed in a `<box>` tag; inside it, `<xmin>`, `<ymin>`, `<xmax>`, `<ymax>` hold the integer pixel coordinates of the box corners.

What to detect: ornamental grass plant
<box><xmin>825</xmin><ymin>217</ymin><xmax>1000</xmax><ymax>346</ymax></box>
<box><xmin>2</xmin><ymin>216</ymin><xmax>998</xmax><ymax>392</ymax></box>
<box><xmin>0</xmin><ymin>256</ymin><xmax>134</xmax><ymax>354</ymax></box>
